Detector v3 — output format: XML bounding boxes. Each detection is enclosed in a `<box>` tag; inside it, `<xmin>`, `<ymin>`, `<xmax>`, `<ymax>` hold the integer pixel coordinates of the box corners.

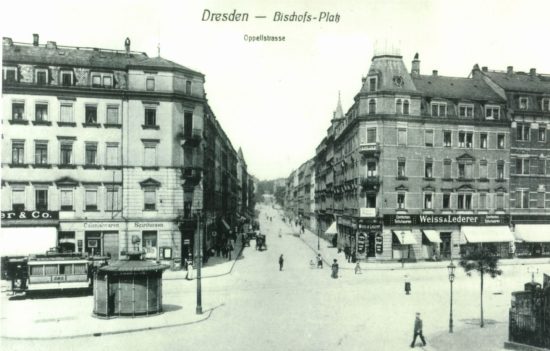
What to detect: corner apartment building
<box><xmin>1</xmin><ymin>34</ymin><xmax>252</xmax><ymax>266</ymax></box>
<box><xmin>291</xmin><ymin>52</ymin><xmax>519</xmax><ymax>262</ymax></box>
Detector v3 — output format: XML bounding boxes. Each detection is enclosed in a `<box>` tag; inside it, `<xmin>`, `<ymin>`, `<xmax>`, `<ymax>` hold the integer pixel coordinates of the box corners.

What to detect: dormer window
<box><xmin>35</xmin><ymin>69</ymin><xmax>48</xmax><ymax>85</ymax></box>
<box><xmin>3</xmin><ymin>67</ymin><xmax>17</xmax><ymax>82</ymax></box>
<box><xmin>92</xmin><ymin>75</ymin><xmax>101</xmax><ymax>87</ymax></box>
<box><xmin>485</xmin><ymin>105</ymin><xmax>500</xmax><ymax>119</ymax></box>
<box><xmin>542</xmin><ymin>98</ymin><xmax>550</xmax><ymax>112</ymax></box>
<box><xmin>368</xmin><ymin>77</ymin><xmax>377</xmax><ymax>92</ymax></box>
<box><xmin>431</xmin><ymin>102</ymin><xmax>446</xmax><ymax>117</ymax></box>
<box><xmin>519</xmin><ymin>97</ymin><xmax>528</xmax><ymax>110</ymax></box>
<box><xmin>91</xmin><ymin>72</ymin><xmax>113</xmax><ymax>88</ymax></box>
<box><xmin>458</xmin><ymin>104</ymin><xmax>474</xmax><ymax>118</ymax></box>
<box><xmin>103</xmin><ymin>75</ymin><xmax>112</xmax><ymax>87</ymax></box>
<box><xmin>61</xmin><ymin>71</ymin><xmax>73</xmax><ymax>86</ymax></box>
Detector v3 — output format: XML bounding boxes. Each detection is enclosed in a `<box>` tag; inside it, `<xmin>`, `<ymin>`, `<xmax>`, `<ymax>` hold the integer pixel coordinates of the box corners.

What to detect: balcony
<box><xmin>358</xmin><ymin>143</ymin><xmax>381</xmax><ymax>158</ymax></box>
<box><xmin>182</xmin><ymin>166</ymin><xmax>202</xmax><ymax>185</ymax></box>
<box><xmin>361</xmin><ymin>175</ymin><xmax>381</xmax><ymax>192</ymax></box>
<box><xmin>180</xmin><ymin>128</ymin><xmax>202</xmax><ymax>147</ymax></box>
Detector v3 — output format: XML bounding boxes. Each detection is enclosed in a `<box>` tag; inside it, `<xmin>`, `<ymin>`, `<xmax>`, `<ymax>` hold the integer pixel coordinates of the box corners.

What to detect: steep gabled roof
<box><xmin>482</xmin><ymin>70</ymin><xmax>550</xmax><ymax>94</ymax></box>
<box><xmin>412</xmin><ymin>75</ymin><xmax>504</xmax><ymax>102</ymax></box>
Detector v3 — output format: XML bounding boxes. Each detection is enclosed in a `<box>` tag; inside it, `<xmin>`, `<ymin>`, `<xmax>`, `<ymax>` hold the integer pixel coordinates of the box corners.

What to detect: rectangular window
<box><xmin>497</xmin><ymin>162</ymin><xmax>505</xmax><ymax>180</ymax></box>
<box><xmin>542</xmin><ymin>98</ymin><xmax>550</xmax><ymax>112</ymax></box>
<box><xmin>458</xmin><ymin>163</ymin><xmax>473</xmax><ymax>179</ymax></box>
<box><xmin>85</xmin><ymin>189</ymin><xmax>98</xmax><ymax>211</ymax></box>
<box><xmin>366</xmin><ymin>194</ymin><xmax>376</xmax><ymax>208</ymax></box>
<box><xmin>146</xmin><ymin>78</ymin><xmax>155</xmax><ymax>91</ymax></box>
<box><xmin>106</xmin><ymin>144</ymin><xmax>119</xmax><ymax>166</ymax></box>
<box><xmin>60</xmin><ymin>189</ymin><xmax>73</xmax><ymax>211</ymax></box>
<box><xmin>106</xmin><ymin>106</ymin><xmax>119</xmax><ymax>124</ymax></box>
<box><xmin>369</xmin><ymin>77</ymin><xmax>376</xmax><ymax>92</ymax></box>
<box><xmin>398</xmin><ymin>129</ymin><xmax>407</xmax><ymax>146</ymax></box>
<box><xmin>144</xmin><ymin>145</ymin><xmax>157</xmax><ymax>167</ymax></box>
<box><xmin>425</xmin><ymin>161</ymin><xmax>433</xmax><ymax>178</ymax></box>
<box><xmin>368</xmin><ymin>99</ymin><xmax>376</xmax><ymax>115</ymax></box>
<box><xmin>539</xmin><ymin>126</ymin><xmax>546</xmax><ymax>142</ymax></box>
<box><xmin>35</xmin><ymin>142</ymin><xmax>48</xmax><ymax>164</ymax></box>
<box><xmin>424</xmin><ymin>130</ymin><xmax>434</xmax><ymax>147</ymax></box>
<box><xmin>443</xmin><ymin>131</ymin><xmax>452</xmax><ymax>147</ymax></box>
<box><xmin>397</xmin><ymin>160</ymin><xmax>406</xmax><ymax>177</ymax></box>
<box><xmin>367</xmin><ymin>162</ymin><xmax>377</xmax><ymax>177</ymax></box>
<box><xmin>516</xmin><ymin>190</ymin><xmax>529</xmax><ymax>209</ymax></box>
<box><xmin>92</xmin><ymin>75</ymin><xmax>101</xmax><ymax>87</ymax></box>
<box><xmin>485</xmin><ymin>106</ymin><xmax>500</xmax><ymax>119</ymax></box>
<box><xmin>36</xmin><ymin>70</ymin><xmax>47</xmax><ymax>85</ymax></box>
<box><xmin>458</xmin><ymin>131</ymin><xmax>473</xmax><ymax>148</ymax></box>
<box><xmin>443</xmin><ymin>193</ymin><xmax>451</xmax><ymax>209</ymax></box>
<box><xmin>36</xmin><ymin>189</ymin><xmax>48</xmax><ymax>211</ymax></box>
<box><xmin>12</xmin><ymin>102</ymin><xmax>25</xmax><ymax>120</ymax></box>
<box><xmin>12</xmin><ymin>189</ymin><xmax>25</xmax><ymax>211</ymax></box>
<box><xmin>539</xmin><ymin>159</ymin><xmax>546</xmax><ymax>175</ymax></box>
<box><xmin>85</xmin><ymin>106</ymin><xmax>97</xmax><ymax>124</ymax></box>
<box><xmin>498</xmin><ymin>134</ymin><xmax>505</xmax><ymax>149</ymax></box>
<box><xmin>184</xmin><ymin>111</ymin><xmax>193</xmax><ymax>137</ymax></box>
<box><xmin>103</xmin><ymin>76</ymin><xmax>112</xmax><ymax>87</ymax></box>
<box><xmin>403</xmin><ymin>100</ymin><xmax>410</xmax><ymax>115</ymax></box>
<box><xmin>186</xmin><ymin>81</ymin><xmax>192</xmax><ymax>95</ymax></box>
<box><xmin>443</xmin><ymin>160</ymin><xmax>451</xmax><ymax>179</ymax></box>
<box><xmin>479</xmin><ymin>193</ymin><xmax>487</xmax><ymax>209</ymax></box>
<box><xmin>145</xmin><ymin>108</ymin><xmax>157</xmax><ymax>126</ymax></box>
<box><xmin>85</xmin><ymin>143</ymin><xmax>97</xmax><ymax>165</ymax></box>
<box><xmin>537</xmin><ymin>192</ymin><xmax>545</xmax><ymax>208</ymax></box>
<box><xmin>459</xmin><ymin>104</ymin><xmax>474</xmax><ymax>118</ymax></box>
<box><xmin>397</xmin><ymin>193</ymin><xmax>405</xmax><ymax>209</ymax></box>
<box><xmin>496</xmin><ymin>193</ymin><xmax>504</xmax><ymax>209</ymax></box>
<box><xmin>424</xmin><ymin>193</ymin><xmax>433</xmax><ymax>209</ymax></box>
<box><xmin>106</xmin><ymin>187</ymin><xmax>120</xmax><ymax>211</ymax></box>
<box><xmin>60</xmin><ymin>143</ymin><xmax>73</xmax><ymax>165</ymax></box>
<box><xmin>144</xmin><ymin>189</ymin><xmax>156</xmax><ymax>210</ymax></box>
<box><xmin>431</xmin><ymin>102</ymin><xmax>446</xmax><ymax>117</ymax></box>
<box><xmin>4</xmin><ymin>67</ymin><xmax>17</xmax><ymax>82</ymax></box>
<box><xmin>61</xmin><ymin>72</ymin><xmax>73</xmax><ymax>86</ymax></box>
<box><xmin>12</xmin><ymin>141</ymin><xmax>25</xmax><ymax>164</ymax></box>
<box><xmin>516</xmin><ymin>158</ymin><xmax>530</xmax><ymax>175</ymax></box>
<box><xmin>479</xmin><ymin>161</ymin><xmax>488</xmax><ymax>179</ymax></box>
<box><xmin>517</xmin><ymin>124</ymin><xmax>530</xmax><ymax>141</ymax></box>
<box><xmin>35</xmin><ymin>103</ymin><xmax>48</xmax><ymax>121</ymax></box>
<box><xmin>60</xmin><ymin>104</ymin><xmax>74</xmax><ymax>122</ymax></box>
<box><xmin>458</xmin><ymin>194</ymin><xmax>472</xmax><ymax>210</ymax></box>
<box><xmin>480</xmin><ymin>133</ymin><xmax>487</xmax><ymax>149</ymax></box>
<box><xmin>367</xmin><ymin>128</ymin><xmax>377</xmax><ymax>144</ymax></box>
<box><xmin>519</xmin><ymin>97</ymin><xmax>528</xmax><ymax>110</ymax></box>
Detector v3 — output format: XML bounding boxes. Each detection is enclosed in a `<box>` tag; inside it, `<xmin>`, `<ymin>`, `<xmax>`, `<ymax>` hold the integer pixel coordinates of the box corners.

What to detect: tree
<box><xmin>459</xmin><ymin>246</ymin><xmax>502</xmax><ymax>328</ymax></box>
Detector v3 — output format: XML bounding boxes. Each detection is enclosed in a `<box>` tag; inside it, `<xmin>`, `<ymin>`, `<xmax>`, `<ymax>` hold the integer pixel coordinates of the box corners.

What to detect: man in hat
<box><xmin>410</xmin><ymin>312</ymin><xmax>427</xmax><ymax>348</ymax></box>
<box><xmin>279</xmin><ymin>254</ymin><xmax>284</xmax><ymax>271</ymax></box>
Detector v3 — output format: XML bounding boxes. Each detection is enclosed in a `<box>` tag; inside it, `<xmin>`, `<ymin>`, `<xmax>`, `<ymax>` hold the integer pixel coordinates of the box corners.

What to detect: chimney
<box><xmin>3</xmin><ymin>37</ymin><xmax>13</xmax><ymax>46</ymax></box>
<box><xmin>46</xmin><ymin>41</ymin><xmax>57</xmax><ymax>49</ymax></box>
<box><xmin>124</xmin><ymin>37</ymin><xmax>131</xmax><ymax>54</ymax></box>
<box><xmin>411</xmin><ymin>53</ymin><xmax>420</xmax><ymax>76</ymax></box>
<box><xmin>482</xmin><ymin>66</ymin><xmax>488</xmax><ymax>72</ymax></box>
<box><xmin>530</xmin><ymin>68</ymin><xmax>537</xmax><ymax>76</ymax></box>
<box><xmin>507</xmin><ymin>66</ymin><xmax>513</xmax><ymax>75</ymax></box>
<box><xmin>432</xmin><ymin>70</ymin><xmax>438</xmax><ymax>77</ymax></box>
<box><xmin>33</xmin><ymin>33</ymin><xmax>39</xmax><ymax>46</ymax></box>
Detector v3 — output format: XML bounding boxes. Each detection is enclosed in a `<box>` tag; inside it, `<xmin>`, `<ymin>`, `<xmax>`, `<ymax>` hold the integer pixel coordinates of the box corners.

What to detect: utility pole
<box><xmin>195</xmin><ymin>211</ymin><xmax>202</xmax><ymax>315</ymax></box>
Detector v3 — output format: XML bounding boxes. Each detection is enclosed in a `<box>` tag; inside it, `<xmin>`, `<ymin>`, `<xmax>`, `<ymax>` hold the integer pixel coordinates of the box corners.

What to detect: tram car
<box><xmin>4</xmin><ymin>252</ymin><xmax>109</xmax><ymax>294</ymax></box>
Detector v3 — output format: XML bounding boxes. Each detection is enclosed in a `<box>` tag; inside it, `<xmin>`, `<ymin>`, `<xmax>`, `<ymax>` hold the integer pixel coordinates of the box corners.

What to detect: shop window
<box><xmin>35</xmin><ymin>103</ymin><xmax>48</xmax><ymax>122</ymax></box>
<box><xmin>36</xmin><ymin>189</ymin><xmax>48</xmax><ymax>211</ymax></box>
<box><xmin>144</xmin><ymin>189</ymin><xmax>156</xmax><ymax>210</ymax></box>
<box><xmin>35</xmin><ymin>142</ymin><xmax>48</xmax><ymax>165</ymax></box>
<box><xmin>424</xmin><ymin>193</ymin><xmax>433</xmax><ymax>209</ymax></box>
<box><xmin>480</xmin><ymin>133</ymin><xmax>487</xmax><ymax>149</ymax></box>
<box><xmin>12</xmin><ymin>189</ymin><xmax>25</xmax><ymax>211</ymax></box>
<box><xmin>85</xmin><ymin>105</ymin><xmax>97</xmax><ymax>124</ymax></box>
<box><xmin>12</xmin><ymin>102</ymin><xmax>25</xmax><ymax>120</ymax></box>
<box><xmin>443</xmin><ymin>131</ymin><xmax>452</xmax><ymax>147</ymax></box>
<box><xmin>442</xmin><ymin>193</ymin><xmax>451</xmax><ymax>209</ymax></box>
<box><xmin>458</xmin><ymin>194</ymin><xmax>472</xmax><ymax>210</ymax></box>
<box><xmin>58</xmin><ymin>231</ymin><xmax>75</xmax><ymax>253</ymax></box>
<box><xmin>60</xmin><ymin>189</ymin><xmax>73</xmax><ymax>211</ymax></box>
<box><xmin>85</xmin><ymin>189</ymin><xmax>98</xmax><ymax>211</ymax></box>
<box><xmin>143</xmin><ymin>231</ymin><xmax>158</xmax><ymax>259</ymax></box>
<box><xmin>11</xmin><ymin>141</ymin><xmax>25</xmax><ymax>165</ymax></box>
<box><xmin>85</xmin><ymin>143</ymin><xmax>97</xmax><ymax>165</ymax></box>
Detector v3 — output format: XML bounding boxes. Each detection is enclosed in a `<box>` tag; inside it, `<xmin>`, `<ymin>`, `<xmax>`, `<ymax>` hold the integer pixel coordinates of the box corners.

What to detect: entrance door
<box><xmin>367</xmin><ymin>232</ymin><xmax>376</xmax><ymax>257</ymax></box>
<box><xmin>85</xmin><ymin>231</ymin><xmax>102</xmax><ymax>256</ymax></box>
<box><xmin>440</xmin><ymin>232</ymin><xmax>451</xmax><ymax>259</ymax></box>
<box><xmin>103</xmin><ymin>231</ymin><xmax>119</xmax><ymax>260</ymax></box>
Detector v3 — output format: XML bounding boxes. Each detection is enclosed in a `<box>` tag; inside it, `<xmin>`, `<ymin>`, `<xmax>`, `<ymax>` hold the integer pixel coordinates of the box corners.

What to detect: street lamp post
<box><xmin>195</xmin><ymin>211</ymin><xmax>203</xmax><ymax>315</ymax></box>
<box><xmin>401</xmin><ymin>231</ymin><xmax>405</xmax><ymax>268</ymax></box>
<box><xmin>447</xmin><ymin>261</ymin><xmax>456</xmax><ymax>333</ymax></box>
<box><xmin>317</xmin><ymin>225</ymin><xmax>321</xmax><ymax>251</ymax></box>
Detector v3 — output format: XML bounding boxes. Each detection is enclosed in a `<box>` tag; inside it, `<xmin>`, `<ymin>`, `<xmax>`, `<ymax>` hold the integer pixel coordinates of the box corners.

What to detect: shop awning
<box><xmin>422</xmin><ymin>230</ymin><xmax>442</xmax><ymax>243</ymax></box>
<box><xmin>221</xmin><ymin>219</ymin><xmax>230</xmax><ymax>231</ymax></box>
<box><xmin>515</xmin><ymin>225</ymin><xmax>550</xmax><ymax>242</ymax></box>
<box><xmin>461</xmin><ymin>226</ymin><xmax>514</xmax><ymax>243</ymax></box>
<box><xmin>325</xmin><ymin>222</ymin><xmax>338</xmax><ymax>235</ymax></box>
<box><xmin>392</xmin><ymin>230</ymin><xmax>417</xmax><ymax>245</ymax></box>
<box><xmin>0</xmin><ymin>227</ymin><xmax>57</xmax><ymax>256</ymax></box>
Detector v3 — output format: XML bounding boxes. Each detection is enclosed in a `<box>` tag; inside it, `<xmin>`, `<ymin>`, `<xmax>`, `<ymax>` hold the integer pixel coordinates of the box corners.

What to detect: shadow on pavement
<box><xmin>162</xmin><ymin>304</ymin><xmax>183</xmax><ymax>313</ymax></box>
<box><xmin>9</xmin><ymin>288</ymin><xmax>92</xmax><ymax>300</ymax></box>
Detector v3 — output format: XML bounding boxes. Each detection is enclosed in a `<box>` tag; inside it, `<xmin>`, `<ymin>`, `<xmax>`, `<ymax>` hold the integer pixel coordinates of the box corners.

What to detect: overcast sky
<box><xmin>2</xmin><ymin>0</ymin><xmax>550</xmax><ymax>180</ymax></box>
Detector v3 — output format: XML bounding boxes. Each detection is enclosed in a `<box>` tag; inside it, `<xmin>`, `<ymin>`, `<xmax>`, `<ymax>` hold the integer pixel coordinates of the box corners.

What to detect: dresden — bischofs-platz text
<box><xmin>201</xmin><ymin>9</ymin><xmax>340</xmax><ymax>23</ymax></box>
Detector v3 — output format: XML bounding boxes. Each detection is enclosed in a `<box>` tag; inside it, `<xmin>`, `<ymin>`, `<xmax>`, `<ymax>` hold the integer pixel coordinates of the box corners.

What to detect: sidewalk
<box><xmin>426</xmin><ymin>320</ymin><xmax>508</xmax><ymax>351</ymax></box>
<box><xmin>294</xmin><ymin>224</ymin><xmax>550</xmax><ymax>271</ymax></box>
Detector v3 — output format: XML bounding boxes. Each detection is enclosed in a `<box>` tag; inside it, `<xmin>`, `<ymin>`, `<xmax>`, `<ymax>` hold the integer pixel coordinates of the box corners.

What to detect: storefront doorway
<box><xmin>85</xmin><ymin>231</ymin><xmax>101</xmax><ymax>256</ymax></box>
<box><xmin>367</xmin><ymin>232</ymin><xmax>376</xmax><ymax>257</ymax></box>
<box><xmin>440</xmin><ymin>232</ymin><xmax>452</xmax><ymax>259</ymax></box>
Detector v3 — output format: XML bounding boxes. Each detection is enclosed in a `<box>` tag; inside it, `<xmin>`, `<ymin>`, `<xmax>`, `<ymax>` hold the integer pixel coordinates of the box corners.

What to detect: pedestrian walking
<box><xmin>410</xmin><ymin>312</ymin><xmax>427</xmax><ymax>348</ymax></box>
<box><xmin>331</xmin><ymin>259</ymin><xmax>339</xmax><ymax>279</ymax></box>
<box><xmin>404</xmin><ymin>275</ymin><xmax>411</xmax><ymax>295</ymax></box>
<box><xmin>317</xmin><ymin>254</ymin><xmax>323</xmax><ymax>269</ymax></box>
<box><xmin>354</xmin><ymin>262</ymin><xmax>362</xmax><ymax>274</ymax></box>
<box><xmin>279</xmin><ymin>254</ymin><xmax>284</xmax><ymax>271</ymax></box>
<box><xmin>186</xmin><ymin>259</ymin><xmax>194</xmax><ymax>280</ymax></box>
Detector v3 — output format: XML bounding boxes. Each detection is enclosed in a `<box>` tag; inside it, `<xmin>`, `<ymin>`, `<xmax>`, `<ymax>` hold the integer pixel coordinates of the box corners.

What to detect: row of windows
<box><xmin>11</xmin><ymin>101</ymin><xmax>120</xmax><ymax>125</ymax></box>
<box><xmin>396</xmin><ymin>192</ymin><xmax>508</xmax><ymax>210</ymax></box>
<box><xmin>513</xmin><ymin>190</ymin><xmax>548</xmax><ymax>209</ymax></box>
<box><xmin>516</xmin><ymin>123</ymin><xmax>547</xmax><ymax>142</ymax></box>
<box><xmin>517</xmin><ymin>97</ymin><xmax>550</xmax><ymax>112</ymax></box>
<box><xmin>9</xmin><ymin>187</ymin><xmax>121</xmax><ymax>212</ymax></box>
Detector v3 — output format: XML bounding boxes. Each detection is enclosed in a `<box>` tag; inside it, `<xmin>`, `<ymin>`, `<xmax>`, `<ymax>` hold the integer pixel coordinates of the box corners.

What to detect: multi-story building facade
<box><xmin>1</xmin><ymin>34</ymin><xmax>252</xmax><ymax>266</ymax></box>
<box><xmin>293</xmin><ymin>52</ymin><xmax>521</xmax><ymax>261</ymax></box>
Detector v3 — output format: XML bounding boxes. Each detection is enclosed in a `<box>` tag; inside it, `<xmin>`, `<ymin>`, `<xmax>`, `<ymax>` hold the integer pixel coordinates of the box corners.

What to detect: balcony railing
<box><xmin>182</xmin><ymin>166</ymin><xmax>202</xmax><ymax>183</ymax></box>
<box><xmin>361</xmin><ymin>175</ymin><xmax>381</xmax><ymax>192</ymax></box>
<box><xmin>358</xmin><ymin>143</ymin><xmax>381</xmax><ymax>158</ymax></box>
<box><xmin>180</xmin><ymin>128</ymin><xmax>202</xmax><ymax>147</ymax></box>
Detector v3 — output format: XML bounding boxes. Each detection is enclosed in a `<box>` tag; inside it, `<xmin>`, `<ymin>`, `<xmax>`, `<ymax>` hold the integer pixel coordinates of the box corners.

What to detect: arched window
<box><xmin>396</xmin><ymin>99</ymin><xmax>402</xmax><ymax>114</ymax></box>
<box><xmin>403</xmin><ymin>100</ymin><xmax>410</xmax><ymax>115</ymax></box>
<box><xmin>368</xmin><ymin>99</ymin><xmax>376</xmax><ymax>115</ymax></box>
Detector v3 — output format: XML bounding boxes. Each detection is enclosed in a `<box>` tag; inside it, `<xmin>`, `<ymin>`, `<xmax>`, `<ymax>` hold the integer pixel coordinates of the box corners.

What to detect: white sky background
<box><xmin>2</xmin><ymin>0</ymin><xmax>550</xmax><ymax>180</ymax></box>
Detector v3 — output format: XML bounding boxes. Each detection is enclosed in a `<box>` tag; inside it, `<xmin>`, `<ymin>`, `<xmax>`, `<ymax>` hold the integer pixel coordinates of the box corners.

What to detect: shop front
<box><xmin>356</xmin><ymin>218</ymin><xmax>382</xmax><ymax>261</ymax></box>
<box><xmin>514</xmin><ymin>225</ymin><xmax>550</xmax><ymax>257</ymax></box>
<box><xmin>127</xmin><ymin>221</ymin><xmax>181</xmax><ymax>263</ymax></box>
<box><xmin>460</xmin><ymin>225</ymin><xmax>515</xmax><ymax>258</ymax></box>
<box><xmin>0</xmin><ymin>210</ymin><xmax>59</xmax><ymax>256</ymax></box>
<box><xmin>60</xmin><ymin>221</ymin><xmax>123</xmax><ymax>259</ymax></box>
<box><xmin>337</xmin><ymin>216</ymin><xmax>357</xmax><ymax>259</ymax></box>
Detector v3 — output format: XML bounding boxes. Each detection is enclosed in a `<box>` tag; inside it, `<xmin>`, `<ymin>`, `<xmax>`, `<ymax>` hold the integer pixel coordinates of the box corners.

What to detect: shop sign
<box><xmin>1</xmin><ymin>210</ymin><xmax>59</xmax><ymax>220</ymax></box>
<box><xmin>383</xmin><ymin>214</ymin><xmax>509</xmax><ymax>226</ymax></box>
<box><xmin>84</xmin><ymin>222</ymin><xmax>121</xmax><ymax>229</ymax></box>
<box><xmin>360</xmin><ymin>207</ymin><xmax>376</xmax><ymax>218</ymax></box>
<box><xmin>375</xmin><ymin>233</ymin><xmax>383</xmax><ymax>254</ymax></box>
<box><xmin>357</xmin><ymin>232</ymin><xmax>366</xmax><ymax>254</ymax></box>
<box><xmin>129</xmin><ymin>222</ymin><xmax>169</xmax><ymax>230</ymax></box>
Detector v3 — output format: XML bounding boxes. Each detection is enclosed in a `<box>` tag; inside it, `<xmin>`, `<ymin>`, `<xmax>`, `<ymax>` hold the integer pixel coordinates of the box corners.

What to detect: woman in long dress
<box><xmin>331</xmin><ymin>259</ymin><xmax>339</xmax><ymax>279</ymax></box>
